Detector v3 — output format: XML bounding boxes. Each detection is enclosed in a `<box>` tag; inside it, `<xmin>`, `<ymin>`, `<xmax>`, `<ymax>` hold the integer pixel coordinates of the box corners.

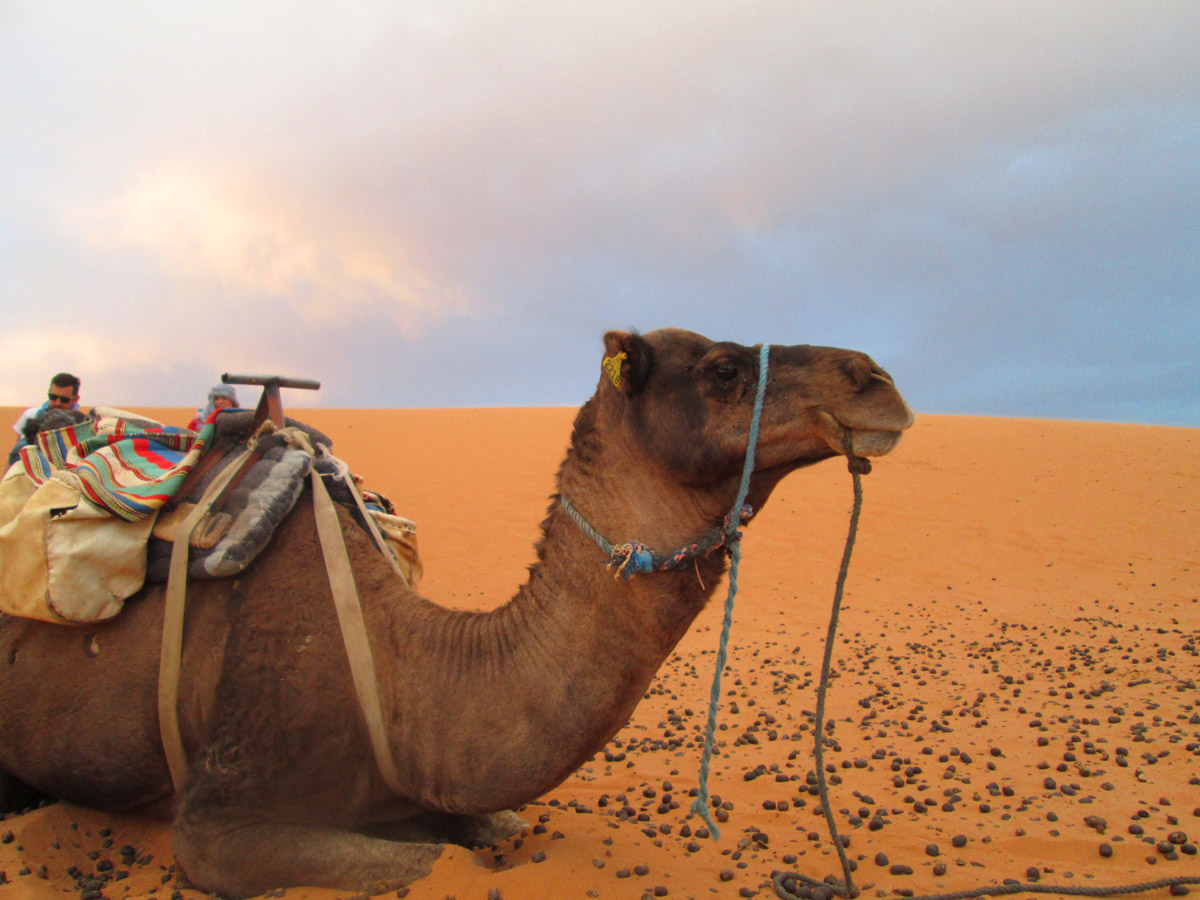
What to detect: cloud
<box><xmin>1</xmin><ymin>1</ymin><xmax>1197</xmax><ymax>421</ymax></box>
<box><xmin>67</xmin><ymin>163</ymin><xmax>474</xmax><ymax>334</ymax></box>
<box><xmin>0</xmin><ymin>329</ymin><xmax>160</xmax><ymax>406</ymax></box>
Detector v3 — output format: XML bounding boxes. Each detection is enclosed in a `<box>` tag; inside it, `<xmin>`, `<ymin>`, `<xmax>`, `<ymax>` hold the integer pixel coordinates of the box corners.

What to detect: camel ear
<box><xmin>601</xmin><ymin>331</ymin><xmax>653</xmax><ymax>396</ymax></box>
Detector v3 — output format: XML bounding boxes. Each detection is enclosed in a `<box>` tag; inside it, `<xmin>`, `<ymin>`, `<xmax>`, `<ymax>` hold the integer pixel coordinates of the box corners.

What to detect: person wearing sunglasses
<box><xmin>7</xmin><ymin>373</ymin><xmax>82</xmax><ymax>467</ymax></box>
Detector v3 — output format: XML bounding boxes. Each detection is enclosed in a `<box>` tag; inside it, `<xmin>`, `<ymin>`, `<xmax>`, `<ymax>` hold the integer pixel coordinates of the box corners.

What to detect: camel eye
<box><xmin>714</xmin><ymin>362</ymin><xmax>739</xmax><ymax>383</ymax></box>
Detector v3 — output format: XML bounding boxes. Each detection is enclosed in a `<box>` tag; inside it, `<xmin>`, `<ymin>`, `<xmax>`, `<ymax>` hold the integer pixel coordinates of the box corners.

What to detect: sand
<box><xmin>0</xmin><ymin>406</ymin><xmax>1196</xmax><ymax>900</ymax></box>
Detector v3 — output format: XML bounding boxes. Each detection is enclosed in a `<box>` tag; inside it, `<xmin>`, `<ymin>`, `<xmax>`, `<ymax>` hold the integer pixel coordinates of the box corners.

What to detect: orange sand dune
<box><xmin>0</xmin><ymin>407</ymin><xmax>1196</xmax><ymax>900</ymax></box>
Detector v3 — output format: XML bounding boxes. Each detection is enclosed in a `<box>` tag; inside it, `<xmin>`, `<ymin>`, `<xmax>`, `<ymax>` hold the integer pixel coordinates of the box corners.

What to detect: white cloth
<box><xmin>12</xmin><ymin>405</ymin><xmax>41</xmax><ymax>435</ymax></box>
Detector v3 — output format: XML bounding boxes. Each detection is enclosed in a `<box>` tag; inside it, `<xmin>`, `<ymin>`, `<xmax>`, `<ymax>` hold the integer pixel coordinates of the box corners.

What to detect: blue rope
<box><xmin>689</xmin><ymin>343</ymin><xmax>770</xmax><ymax>836</ymax></box>
<box><xmin>559</xmin><ymin>344</ymin><xmax>771</xmax><ymax>837</ymax></box>
<box><xmin>561</xmin><ymin>496</ymin><xmax>752</xmax><ymax>579</ymax></box>
<box><xmin>561</xmin><ymin>496</ymin><xmax>613</xmax><ymax>556</ymax></box>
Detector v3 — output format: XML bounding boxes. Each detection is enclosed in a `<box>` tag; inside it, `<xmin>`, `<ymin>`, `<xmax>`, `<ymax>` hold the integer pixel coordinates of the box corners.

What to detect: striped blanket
<box><xmin>21</xmin><ymin>416</ymin><xmax>217</xmax><ymax>521</ymax></box>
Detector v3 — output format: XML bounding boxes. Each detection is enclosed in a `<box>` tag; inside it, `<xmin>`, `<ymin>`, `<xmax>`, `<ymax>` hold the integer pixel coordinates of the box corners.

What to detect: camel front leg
<box><xmin>173</xmin><ymin>818</ymin><xmax>443</xmax><ymax>899</ymax></box>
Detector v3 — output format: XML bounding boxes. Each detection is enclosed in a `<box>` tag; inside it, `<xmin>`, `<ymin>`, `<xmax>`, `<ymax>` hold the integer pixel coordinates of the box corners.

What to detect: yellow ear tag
<box><xmin>602</xmin><ymin>351</ymin><xmax>627</xmax><ymax>388</ymax></box>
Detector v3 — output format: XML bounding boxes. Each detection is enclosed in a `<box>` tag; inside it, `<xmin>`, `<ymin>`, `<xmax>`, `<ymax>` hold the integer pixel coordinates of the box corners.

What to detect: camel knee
<box><xmin>173</xmin><ymin>815</ymin><xmax>295</xmax><ymax>898</ymax></box>
<box><xmin>172</xmin><ymin>817</ymin><xmax>252</xmax><ymax>899</ymax></box>
<box><xmin>174</xmin><ymin>812</ymin><xmax>444</xmax><ymax>897</ymax></box>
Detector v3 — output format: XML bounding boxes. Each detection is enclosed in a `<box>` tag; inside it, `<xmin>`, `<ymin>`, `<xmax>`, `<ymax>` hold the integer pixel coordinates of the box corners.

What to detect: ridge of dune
<box><xmin>0</xmin><ymin>408</ymin><xmax>1196</xmax><ymax>899</ymax></box>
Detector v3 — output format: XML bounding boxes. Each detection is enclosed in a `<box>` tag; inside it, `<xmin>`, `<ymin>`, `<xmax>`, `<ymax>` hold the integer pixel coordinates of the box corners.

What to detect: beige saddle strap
<box><xmin>322</xmin><ymin>453</ymin><xmax>408</xmax><ymax>582</ymax></box>
<box><xmin>158</xmin><ymin>441</ymin><xmax>258</xmax><ymax>793</ymax></box>
<box><xmin>157</xmin><ymin>426</ymin><xmax>404</xmax><ymax>798</ymax></box>
<box><xmin>307</xmin><ymin>458</ymin><xmax>405</xmax><ymax>795</ymax></box>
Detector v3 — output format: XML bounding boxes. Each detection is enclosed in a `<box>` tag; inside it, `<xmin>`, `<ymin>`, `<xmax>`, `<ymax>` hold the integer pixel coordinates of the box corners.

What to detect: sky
<box><xmin>1</xmin><ymin>2</ymin><xmax>1197</xmax><ymax>424</ymax></box>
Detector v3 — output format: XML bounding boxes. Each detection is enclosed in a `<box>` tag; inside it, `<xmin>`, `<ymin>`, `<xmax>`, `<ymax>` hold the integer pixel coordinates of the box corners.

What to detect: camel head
<box><xmin>596</xmin><ymin>328</ymin><xmax>914</xmax><ymax>515</ymax></box>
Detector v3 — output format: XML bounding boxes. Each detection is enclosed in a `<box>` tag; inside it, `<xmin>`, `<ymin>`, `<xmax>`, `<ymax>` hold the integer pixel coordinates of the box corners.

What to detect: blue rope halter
<box><xmin>559</xmin><ymin>496</ymin><xmax>753</xmax><ymax>579</ymax></box>
<box><xmin>560</xmin><ymin>343</ymin><xmax>770</xmax><ymax>580</ymax></box>
<box><xmin>559</xmin><ymin>343</ymin><xmax>771</xmax><ymax>837</ymax></box>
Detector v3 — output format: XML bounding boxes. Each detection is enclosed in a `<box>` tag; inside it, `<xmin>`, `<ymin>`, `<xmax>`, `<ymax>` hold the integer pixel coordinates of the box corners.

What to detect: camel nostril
<box><xmin>843</xmin><ymin>357</ymin><xmax>873</xmax><ymax>392</ymax></box>
<box><xmin>869</xmin><ymin>366</ymin><xmax>895</xmax><ymax>388</ymax></box>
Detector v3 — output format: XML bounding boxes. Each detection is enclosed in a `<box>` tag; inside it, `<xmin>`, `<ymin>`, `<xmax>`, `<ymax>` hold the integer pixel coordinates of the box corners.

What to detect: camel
<box><xmin>0</xmin><ymin>328</ymin><xmax>913</xmax><ymax>898</ymax></box>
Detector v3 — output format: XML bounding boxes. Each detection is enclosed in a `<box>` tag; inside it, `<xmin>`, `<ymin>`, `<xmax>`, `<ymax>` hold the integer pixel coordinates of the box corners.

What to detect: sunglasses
<box><xmin>48</xmin><ymin>392</ymin><xmax>75</xmax><ymax>404</ymax></box>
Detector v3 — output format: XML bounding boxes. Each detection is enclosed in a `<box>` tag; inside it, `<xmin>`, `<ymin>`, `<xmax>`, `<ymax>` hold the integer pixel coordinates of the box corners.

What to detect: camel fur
<box><xmin>0</xmin><ymin>328</ymin><xmax>913</xmax><ymax>897</ymax></box>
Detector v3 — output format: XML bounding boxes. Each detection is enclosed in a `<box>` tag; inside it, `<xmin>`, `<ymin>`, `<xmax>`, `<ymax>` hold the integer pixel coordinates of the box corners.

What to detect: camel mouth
<box><xmin>846</xmin><ymin>427</ymin><xmax>905</xmax><ymax>457</ymax></box>
<box><xmin>815</xmin><ymin>409</ymin><xmax>913</xmax><ymax>460</ymax></box>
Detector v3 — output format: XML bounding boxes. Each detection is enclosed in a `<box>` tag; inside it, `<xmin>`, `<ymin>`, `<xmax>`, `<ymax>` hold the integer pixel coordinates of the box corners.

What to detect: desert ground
<box><xmin>0</xmin><ymin>404</ymin><xmax>1196</xmax><ymax>900</ymax></box>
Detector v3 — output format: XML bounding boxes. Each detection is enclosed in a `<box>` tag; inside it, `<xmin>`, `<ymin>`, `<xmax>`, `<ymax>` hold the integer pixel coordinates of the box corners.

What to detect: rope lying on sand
<box><xmin>768</xmin><ymin>472</ymin><xmax>1200</xmax><ymax>900</ymax></box>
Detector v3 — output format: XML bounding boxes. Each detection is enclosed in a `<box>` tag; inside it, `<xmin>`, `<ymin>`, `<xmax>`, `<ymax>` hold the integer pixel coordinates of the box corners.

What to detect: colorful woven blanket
<box><xmin>21</xmin><ymin>417</ymin><xmax>217</xmax><ymax>522</ymax></box>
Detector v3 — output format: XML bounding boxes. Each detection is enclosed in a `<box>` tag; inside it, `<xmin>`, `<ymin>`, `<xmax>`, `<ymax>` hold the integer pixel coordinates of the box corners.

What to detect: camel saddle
<box><xmin>0</xmin><ymin>409</ymin><xmax>420</xmax><ymax>625</ymax></box>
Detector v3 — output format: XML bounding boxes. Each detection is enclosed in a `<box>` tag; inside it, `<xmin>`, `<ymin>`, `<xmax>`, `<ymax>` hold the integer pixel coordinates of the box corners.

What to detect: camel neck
<box><xmin>378</xmin><ymin>478</ymin><xmax>727</xmax><ymax>815</ymax></box>
<box><xmin>375</xmin><ymin>356</ymin><xmax>770</xmax><ymax>814</ymax></box>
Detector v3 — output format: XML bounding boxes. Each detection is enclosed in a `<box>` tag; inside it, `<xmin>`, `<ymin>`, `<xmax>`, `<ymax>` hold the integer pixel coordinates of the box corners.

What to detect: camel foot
<box><xmin>363</xmin><ymin>809</ymin><xmax>528</xmax><ymax>849</ymax></box>
<box><xmin>458</xmin><ymin>809</ymin><xmax>528</xmax><ymax>847</ymax></box>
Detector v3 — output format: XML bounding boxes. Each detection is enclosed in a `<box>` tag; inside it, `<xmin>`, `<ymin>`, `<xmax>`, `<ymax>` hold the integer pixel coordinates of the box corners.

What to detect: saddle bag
<box><xmin>0</xmin><ymin>466</ymin><xmax>155</xmax><ymax>624</ymax></box>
